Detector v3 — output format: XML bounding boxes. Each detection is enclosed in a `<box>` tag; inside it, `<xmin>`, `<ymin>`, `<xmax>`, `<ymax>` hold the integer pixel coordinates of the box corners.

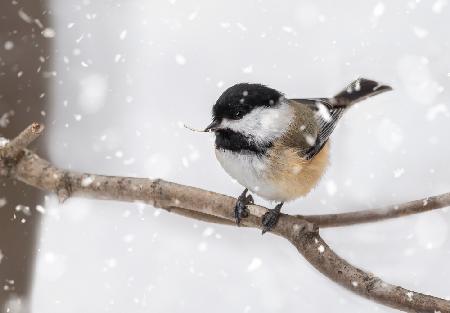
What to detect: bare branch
<box><xmin>2</xmin><ymin>124</ymin><xmax>449</xmax><ymax>313</ymax></box>
<box><xmin>302</xmin><ymin>192</ymin><xmax>450</xmax><ymax>227</ymax></box>
<box><xmin>284</xmin><ymin>227</ymin><xmax>450</xmax><ymax>313</ymax></box>
<box><xmin>1</xmin><ymin>122</ymin><xmax>44</xmax><ymax>159</ymax></box>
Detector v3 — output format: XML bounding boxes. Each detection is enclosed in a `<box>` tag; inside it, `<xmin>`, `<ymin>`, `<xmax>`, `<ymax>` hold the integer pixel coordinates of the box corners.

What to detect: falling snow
<box><xmin>119</xmin><ymin>30</ymin><xmax>128</xmax><ymax>40</ymax></box>
<box><xmin>202</xmin><ymin>227</ymin><xmax>215</xmax><ymax>237</ymax></box>
<box><xmin>432</xmin><ymin>0</ymin><xmax>448</xmax><ymax>13</ymax></box>
<box><xmin>42</xmin><ymin>28</ymin><xmax>56</xmax><ymax>38</ymax></box>
<box><xmin>373</xmin><ymin>2</ymin><xmax>385</xmax><ymax>17</ymax></box>
<box><xmin>81</xmin><ymin>176</ymin><xmax>95</xmax><ymax>187</ymax></box>
<box><xmin>242</xmin><ymin>65</ymin><xmax>253</xmax><ymax>74</ymax></box>
<box><xmin>325</xmin><ymin>180</ymin><xmax>337</xmax><ymax>196</ymax></box>
<box><xmin>15</xmin><ymin>1</ymin><xmax>450</xmax><ymax>312</ymax></box>
<box><xmin>393</xmin><ymin>168</ymin><xmax>405</xmax><ymax>178</ymax></box>
<box><xmin>36</xmin><ymin>205</ymin><xmax>46</xmax><ymax>214</ymax></box>
<box><xmin>18</xmin><ymin>9</ymin><xmax>33</xmax><ymax>23</ymax></box>
<box><xmin>426</xmin><ymin>104</ymin><xmax>449</xmax><ymax>120</ymax></box>
<box><xmin>0</xmin><ymin>111</ymin><xmax>14</xmax><ymax>128</ymax></box>
<box><xmin>0</xmin><ymin>138</ymin><xmax>9</xmax><ymax>147</ymax></box>
<box><xmin>413</xmin><ymin>26</ymin><xmax>428</xmax><ymax>38</ymax></box>
<box><xmin>4</xmin><ymin>41</ymin><xmax>14</xmax><ymax>50</ymax></box>
<box><xmin>175</xmin><ymin>54</ymin><xmax>186</xmax><ymax>65</ymax></box>
<box><xmin>78</xmin><ymin>74</ymin><xmax>107</xmax><ymax>114</ymax></box>
<box><xmin>247</xmin><ymin>258</ymin><xmax>262</xmax><ymax>272</ymax></box>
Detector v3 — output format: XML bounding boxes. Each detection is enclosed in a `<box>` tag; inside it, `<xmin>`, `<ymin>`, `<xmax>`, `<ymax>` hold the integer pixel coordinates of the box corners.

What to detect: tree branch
<box><xmin>302</xmin><ymin>192</ymin><xmax>450</xmax><ymax>227</ymax></box>
<box><xmin>1</xmin><ymin>123</ymin><xmax>449</xmax><ymax>313</ymax></box>
<box><xmin>0</xmin><ymin>122</ymin><xmax>43</xmax><ymax>159</ymax></box>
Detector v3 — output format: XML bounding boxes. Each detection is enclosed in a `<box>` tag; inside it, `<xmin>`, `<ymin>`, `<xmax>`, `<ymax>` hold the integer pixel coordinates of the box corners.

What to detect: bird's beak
<box><xmin>204</xmin><ymin>119</ymin><xmax>221</xmax><ymax>132</ymax></box>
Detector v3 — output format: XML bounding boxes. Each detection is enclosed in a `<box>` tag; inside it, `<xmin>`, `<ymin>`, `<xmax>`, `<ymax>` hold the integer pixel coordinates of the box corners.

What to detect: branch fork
<box><xmin>1</xmin><ymin>123</ymin><xmax>449</xmax><ymax>313</ymax></box>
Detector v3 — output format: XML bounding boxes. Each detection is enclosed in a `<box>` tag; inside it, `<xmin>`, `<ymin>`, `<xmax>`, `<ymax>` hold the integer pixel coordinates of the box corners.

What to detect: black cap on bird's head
<box><xmin>205</xmin><ymin>83</ymin><xmax>283</xmax><ymax>132</ymax></box>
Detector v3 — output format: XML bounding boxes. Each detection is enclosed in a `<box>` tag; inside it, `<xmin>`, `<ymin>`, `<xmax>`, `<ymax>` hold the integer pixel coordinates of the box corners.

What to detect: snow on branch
<box><xmin>1</xmin><ymin>123</ymin><xmax>449</xmax><ymax>313</ymax></box>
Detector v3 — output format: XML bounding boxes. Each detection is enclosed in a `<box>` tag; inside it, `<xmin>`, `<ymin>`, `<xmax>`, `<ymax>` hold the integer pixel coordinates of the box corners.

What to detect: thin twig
<box><xmin>1</xmin><ymin>122</ymin><xmax>44</xmax><ymax>159</ymax></box>
<box><xmin>1</xmin><ymin>123</ymin><xmax>449</xmax><ymax>313</ymax></box>
<box><xmin>302</xmin><ymin>192</ymin><xmax>450</xmax><ymax>227</ymax></box>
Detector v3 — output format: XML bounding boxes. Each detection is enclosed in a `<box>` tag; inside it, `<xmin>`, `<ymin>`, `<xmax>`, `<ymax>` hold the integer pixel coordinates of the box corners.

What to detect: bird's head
<box><xmin>205</xmin><ymin>83</ymin><xmax>292</xmax><ymax>153</ymax></box>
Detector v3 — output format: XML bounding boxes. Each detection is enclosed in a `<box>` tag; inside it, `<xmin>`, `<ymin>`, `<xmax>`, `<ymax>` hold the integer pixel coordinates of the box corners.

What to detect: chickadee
<box><xmin>205</xmin><ymin>78</ymin><xmax>392</xmax><ymax>234</ymax></box>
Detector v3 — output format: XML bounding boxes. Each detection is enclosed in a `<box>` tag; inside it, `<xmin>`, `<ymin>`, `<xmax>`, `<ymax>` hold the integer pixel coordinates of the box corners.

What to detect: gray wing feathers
<box><xmin>297</xmin><ymin>99</ymin><xmax>344</xmax><ymax>160</ymax></box>
<box><xmin>290</xmin><ymin>77</ymin><xmax>392</xmax><ymax>160</ymax></box>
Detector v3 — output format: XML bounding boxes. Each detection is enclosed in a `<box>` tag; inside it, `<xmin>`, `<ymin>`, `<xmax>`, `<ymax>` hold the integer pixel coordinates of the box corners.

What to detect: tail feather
<box><xmin>332</xmin><ymin>78</ymin><xmax>392</xmax><ymax>107</ymax></box>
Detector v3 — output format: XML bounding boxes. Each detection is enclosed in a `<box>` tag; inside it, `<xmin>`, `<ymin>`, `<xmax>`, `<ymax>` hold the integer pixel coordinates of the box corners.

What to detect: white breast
<box><xmin>215</xmin><ymin>149</ymin><xmax>282</xmax><ymax>201</ymax></box>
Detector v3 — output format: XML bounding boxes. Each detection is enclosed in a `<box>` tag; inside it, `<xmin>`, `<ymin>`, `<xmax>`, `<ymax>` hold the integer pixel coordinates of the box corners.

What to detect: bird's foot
<box><xmin>234</xmin><ymin>188</ymin><xmax>254</xmax><ymax>226</ymax></box>
<box><xmin>261</xmin><ymin>202</ymin><xmax>283</xmax><ymax>234</ymax></box>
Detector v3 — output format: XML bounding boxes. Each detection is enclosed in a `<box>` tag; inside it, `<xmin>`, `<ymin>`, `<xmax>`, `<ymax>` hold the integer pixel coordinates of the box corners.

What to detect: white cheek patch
<box><xmin>220</xmin><ymin>99</ymin><xmax>293</xmax><ymax>144</ymax></box>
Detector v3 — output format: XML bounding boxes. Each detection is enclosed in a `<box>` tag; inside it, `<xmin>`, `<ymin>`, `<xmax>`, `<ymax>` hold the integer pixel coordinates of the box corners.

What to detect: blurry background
<box><xmin>0</xmin><ymin>0</ymin><xmax>49</xmax><ymax>311</ymax></box>
<box><xmin>1</xmin><ymin>0</ymin><xmax>450</xmax><ymax>312</ymax></box>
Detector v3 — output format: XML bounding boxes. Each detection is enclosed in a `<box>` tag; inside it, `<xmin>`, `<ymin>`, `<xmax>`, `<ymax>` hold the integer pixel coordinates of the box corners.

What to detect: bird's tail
<box><xmin>331</xmin><ymin>78</ymin><xmax>392</xmax><ymax>107</ymax></box>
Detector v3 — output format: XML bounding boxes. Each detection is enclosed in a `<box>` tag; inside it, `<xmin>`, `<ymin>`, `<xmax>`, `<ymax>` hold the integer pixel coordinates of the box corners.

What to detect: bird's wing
<box><xmin>290</xmin><ymin>98</ymin><xmax>346</xmax><ymax>160</ymax></box>
<box><xmin>289</xmin><ymin>78</ymin><xmax>392</xmax><ymax>160</ymax></box>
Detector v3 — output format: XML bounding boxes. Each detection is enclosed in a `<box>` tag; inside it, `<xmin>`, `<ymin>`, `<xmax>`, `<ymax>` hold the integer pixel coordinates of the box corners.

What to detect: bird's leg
<box><xmin>261</xmin><ymin>202</ymin><xmax>283</xmax><ymax>234</ymax></box>
<box><xmin>234</xmin><ymin>188</ymin><xmax>254</xmax><ymax>226</ymax></box>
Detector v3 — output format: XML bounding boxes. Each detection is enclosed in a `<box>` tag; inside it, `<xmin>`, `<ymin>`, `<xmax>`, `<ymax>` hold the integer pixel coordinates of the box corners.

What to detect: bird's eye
<box><xmin>234</xmin><ymin>110</ymin><xmax>243</xmax><ymax>119</ymax></box>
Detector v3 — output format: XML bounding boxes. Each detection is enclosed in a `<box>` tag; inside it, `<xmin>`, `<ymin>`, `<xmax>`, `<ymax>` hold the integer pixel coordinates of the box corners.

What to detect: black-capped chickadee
<box><xmin>204</xmin><ymin>78</ymin><xmax>392</xmax><ymax>234</ymax></box>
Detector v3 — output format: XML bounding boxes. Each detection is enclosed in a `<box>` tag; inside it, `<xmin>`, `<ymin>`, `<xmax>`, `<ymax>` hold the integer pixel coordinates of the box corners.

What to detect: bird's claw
<box><xmin>234</xmin><ymin>190</ymin><xmax>253</xmax><ymax>226</ymax></box>
<box><xmin>261</xmin><ymin>204</ymin><xmax>282</xmax><ymax>234</ymax></box>
<box><xmin>234</xmin><ymin>201</ymin><xmax>249</xmax><ymax>226</ymax></box>
<box><xmin>245</xmin><ymin>194</ymin><xmax>254</xmax><ymax>205</ymax></box>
